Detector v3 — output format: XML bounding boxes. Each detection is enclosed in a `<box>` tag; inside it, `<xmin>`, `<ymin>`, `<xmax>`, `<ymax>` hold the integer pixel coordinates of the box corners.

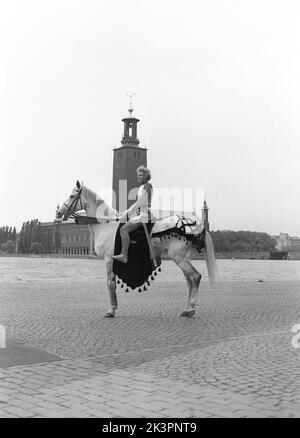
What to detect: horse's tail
<box><xmin>204</xmin><ymin>230</ymin><xmax>219</xmax><ymax>284</ymax></box>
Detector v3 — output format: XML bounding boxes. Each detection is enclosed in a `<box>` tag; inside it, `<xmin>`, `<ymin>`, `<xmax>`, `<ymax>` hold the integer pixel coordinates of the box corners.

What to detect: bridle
<box><xmin>60</xmin><ymin>187</ymin><xmax>119</xmax><ymax>225</ymax></box>
<box><xmin>62</xmin><ymin>189</ymin><xmax>83</xmax><ymax>220</ymax></box>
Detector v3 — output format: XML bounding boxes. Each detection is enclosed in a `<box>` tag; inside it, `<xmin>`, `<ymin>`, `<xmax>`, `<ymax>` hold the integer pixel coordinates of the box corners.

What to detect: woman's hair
<box><xmin>137</xmin><ymin>165</ymin><xmax>151</xmax><ymax>181</ymax></box>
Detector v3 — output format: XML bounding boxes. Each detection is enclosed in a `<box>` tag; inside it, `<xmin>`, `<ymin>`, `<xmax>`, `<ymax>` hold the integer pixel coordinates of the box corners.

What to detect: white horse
<box><xmin>56</xmin><ymin>181</ymin><xmax>218</xmax><ymax>318</ymax></box>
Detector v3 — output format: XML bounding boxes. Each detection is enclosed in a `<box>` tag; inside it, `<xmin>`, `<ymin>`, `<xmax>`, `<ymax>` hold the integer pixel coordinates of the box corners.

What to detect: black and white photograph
<box><xmin>0</xmin><ymin>0</ymin><xmax>299</xmax><ymax>423</ymax></box>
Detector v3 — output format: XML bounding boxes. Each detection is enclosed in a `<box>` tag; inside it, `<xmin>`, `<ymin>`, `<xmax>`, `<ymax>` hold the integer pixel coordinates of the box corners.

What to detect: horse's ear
<box><xmin>76</xmin><ymin>180</ymin><xmax>81</xmax><ymax>190</ymax></box>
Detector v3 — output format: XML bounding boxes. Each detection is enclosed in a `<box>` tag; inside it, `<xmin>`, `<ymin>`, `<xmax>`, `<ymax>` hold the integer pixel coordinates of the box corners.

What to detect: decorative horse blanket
<box><xmin>113</xmin><ymin>223</ymin><xmax>161</xmax><ymax>292</ymax></box>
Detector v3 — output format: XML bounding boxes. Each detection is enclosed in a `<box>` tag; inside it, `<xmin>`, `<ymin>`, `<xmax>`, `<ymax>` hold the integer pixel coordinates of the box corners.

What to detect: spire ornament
<box><xmin>126</xmin><ymin>92</ymin><xmax>136</xmax><ymax>116</ymax></box>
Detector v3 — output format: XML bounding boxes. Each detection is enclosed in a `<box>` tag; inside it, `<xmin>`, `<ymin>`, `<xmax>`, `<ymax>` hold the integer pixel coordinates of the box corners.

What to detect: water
<box><xmin>0</xmin><ymin>256</ymin><xmax>299</xmax><ymax>283</ymax></box>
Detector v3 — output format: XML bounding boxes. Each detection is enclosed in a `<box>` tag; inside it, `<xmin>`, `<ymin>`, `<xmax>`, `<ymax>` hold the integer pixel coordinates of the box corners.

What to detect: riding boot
<box><xmin>112</xmin><ymin>230</ymin><xmax>130</xmax><ymax>263</ymax></box>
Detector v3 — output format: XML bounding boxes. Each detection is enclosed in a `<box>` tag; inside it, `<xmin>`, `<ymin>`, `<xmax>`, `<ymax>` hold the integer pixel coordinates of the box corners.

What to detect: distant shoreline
<box><xmin>1</xmin><ymin>252</ymin><xmax>300</xmax><ymax>260</ymax></box>
<box><xmin>0</xmin><ymin>253</ymin><xmax>98</xmax><ymax>260</ymax></box>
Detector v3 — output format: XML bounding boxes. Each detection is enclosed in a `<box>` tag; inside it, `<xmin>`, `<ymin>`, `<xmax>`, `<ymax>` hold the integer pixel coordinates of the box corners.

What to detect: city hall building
<box><xmin>41</xmin><ymin>108</ymin><xmax>209</xmax><ymax>255</ymax></box>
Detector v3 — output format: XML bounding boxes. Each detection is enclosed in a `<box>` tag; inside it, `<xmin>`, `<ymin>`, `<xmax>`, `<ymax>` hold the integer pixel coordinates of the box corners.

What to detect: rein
<box><xmin>63</xmin><ymin>189</ymin><xmax>83</xmax><ymax>221</ymax></box>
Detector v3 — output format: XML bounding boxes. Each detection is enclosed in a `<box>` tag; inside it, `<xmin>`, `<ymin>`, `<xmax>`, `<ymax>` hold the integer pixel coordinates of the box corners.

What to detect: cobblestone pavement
<box><xmin>0</xmin><ymin>280</ymin><xmax>300</xmax><ymax>418</ymax></box>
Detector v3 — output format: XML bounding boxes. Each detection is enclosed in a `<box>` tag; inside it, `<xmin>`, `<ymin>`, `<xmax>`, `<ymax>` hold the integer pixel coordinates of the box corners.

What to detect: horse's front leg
<box><xmin>104</xmin><ymin>259</ymin><xmax>118</xmax><ymax>318</ymax></box>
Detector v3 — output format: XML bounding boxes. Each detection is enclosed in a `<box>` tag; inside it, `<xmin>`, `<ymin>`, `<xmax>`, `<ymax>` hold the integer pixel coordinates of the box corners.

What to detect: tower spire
<box><xmin>126</xmin><ymin>92</ymin><xmax>136</xmax><ymax>116</ymax></box>
<box><xmin>202</xmin><ymin>199</ymin><xmax>210</xmax><ymax>231</ymax></box>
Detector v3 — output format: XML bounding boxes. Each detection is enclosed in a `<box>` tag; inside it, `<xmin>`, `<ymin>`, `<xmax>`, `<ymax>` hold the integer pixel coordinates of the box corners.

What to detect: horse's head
<box><xmin>56</xmin><ymin>181</ymin><xmax>87</xmax><ymax>221</ymax></box>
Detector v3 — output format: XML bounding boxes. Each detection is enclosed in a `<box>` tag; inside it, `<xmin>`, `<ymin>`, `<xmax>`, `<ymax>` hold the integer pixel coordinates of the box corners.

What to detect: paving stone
<box><xmin>0</xmin><ymin>280</ymin><xmax>299</xmax><ymax>417</ymax></box>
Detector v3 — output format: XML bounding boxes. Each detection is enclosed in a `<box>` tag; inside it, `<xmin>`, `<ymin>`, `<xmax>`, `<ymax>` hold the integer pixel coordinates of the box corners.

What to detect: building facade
<box><xmin>274</xmin><ymin>233</ymin><xmax>300</xmax><ymax>251</ymax></box>
<box><xmin>41</xmin><ymin>221</ymin><xmax>93</xmax><ymax>255</ymax></box>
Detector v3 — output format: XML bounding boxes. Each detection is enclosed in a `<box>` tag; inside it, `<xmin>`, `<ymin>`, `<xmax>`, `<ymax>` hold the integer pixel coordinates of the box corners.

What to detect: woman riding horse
<box><xmin>112</xmin><ymin>165</ymin><xmax>153</xmax><ymax>264</ymax></box>
<box><xmin>56</xmin><ymin>177</ymin><xmax>218</xmax><ymax>317</ymax></box>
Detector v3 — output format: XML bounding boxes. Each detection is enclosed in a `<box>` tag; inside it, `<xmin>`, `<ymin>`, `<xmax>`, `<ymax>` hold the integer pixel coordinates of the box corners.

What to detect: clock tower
<box><xmin>112</xmin><ymin>105</ymin><xmax>147</xmax><ymax>212</ymax></box>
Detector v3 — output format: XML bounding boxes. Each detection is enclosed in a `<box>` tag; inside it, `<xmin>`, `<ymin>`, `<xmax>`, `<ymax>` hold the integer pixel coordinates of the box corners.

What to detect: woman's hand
<box><xmin>118</xmin><ymin>212</ymin><xmax>127</xmax><ymax>222</ymax></box>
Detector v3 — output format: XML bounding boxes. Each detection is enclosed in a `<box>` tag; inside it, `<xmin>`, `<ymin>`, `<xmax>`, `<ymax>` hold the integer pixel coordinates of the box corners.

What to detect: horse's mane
<box><xmin>82</xmin><ymin>186</ymin><xmax>104</xmax><ymax>208</ymax></box>
<box><xmin>82</xmin><ymin>186</ymin><xmax>118</xmax><ymax>217</ymax></box>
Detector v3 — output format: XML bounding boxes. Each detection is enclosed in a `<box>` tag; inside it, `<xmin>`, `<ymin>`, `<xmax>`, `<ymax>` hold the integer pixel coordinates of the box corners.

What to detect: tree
<box><xmin>24</xmin><ymin>221</ymin><xmax>31</xmax><ymax>253</ymax></box>
<box><xmin>211</xmin><ymin>230</ymin><xmax>277</xmax><ymax>252</ymax></box>
<box><xmin>18</xmin><ymin>223</ymin><xmax>26</xmax><ymax>253</ymax></box>
<box><xmin>0</xmin><ymin>225</ymin><xmax>17</xmax><ymax>247</ymax></box>
<box><xmin>17</xmin><ymin>219</ymin><xmax>42</xmax><ymax>254</ymax></box>
<box><xmin>1</xmin><ymin>240</ymin><xmax>16</xmax><ymax>254</ymax></box>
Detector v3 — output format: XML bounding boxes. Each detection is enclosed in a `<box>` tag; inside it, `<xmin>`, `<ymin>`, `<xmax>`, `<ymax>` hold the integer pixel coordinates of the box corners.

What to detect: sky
<box><xmin>0</xmin><ymin>0</ymin><xmax>299</xmax><ymax>235</ymax></box>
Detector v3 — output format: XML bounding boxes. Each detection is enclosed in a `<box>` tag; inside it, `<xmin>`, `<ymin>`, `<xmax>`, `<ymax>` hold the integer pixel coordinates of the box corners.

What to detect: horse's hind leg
<box><xmin>104</xmin><ymin>259</ymin><xmax>118</xmax><ymax>318</ymax></box>
<box><xmin>183</xmin><ymin>272</ymin><xmax>192</xmax><ymax>314</ymax></box>
<box><xmin>172</xmin><ymin>257</ymin><xmax>201</xmax><ymax>317</ymax></box>
<box><xmin>186</xmin><ymin>262</ymin><xmax>201</xmax><ymax>317</ymax></box>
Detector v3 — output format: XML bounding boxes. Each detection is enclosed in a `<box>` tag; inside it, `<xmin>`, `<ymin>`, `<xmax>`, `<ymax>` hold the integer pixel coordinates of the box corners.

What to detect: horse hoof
<box><xmin>104</xmin><ymin>312</ymin><xmax>115</xmax><ymax>318</ymax></box>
